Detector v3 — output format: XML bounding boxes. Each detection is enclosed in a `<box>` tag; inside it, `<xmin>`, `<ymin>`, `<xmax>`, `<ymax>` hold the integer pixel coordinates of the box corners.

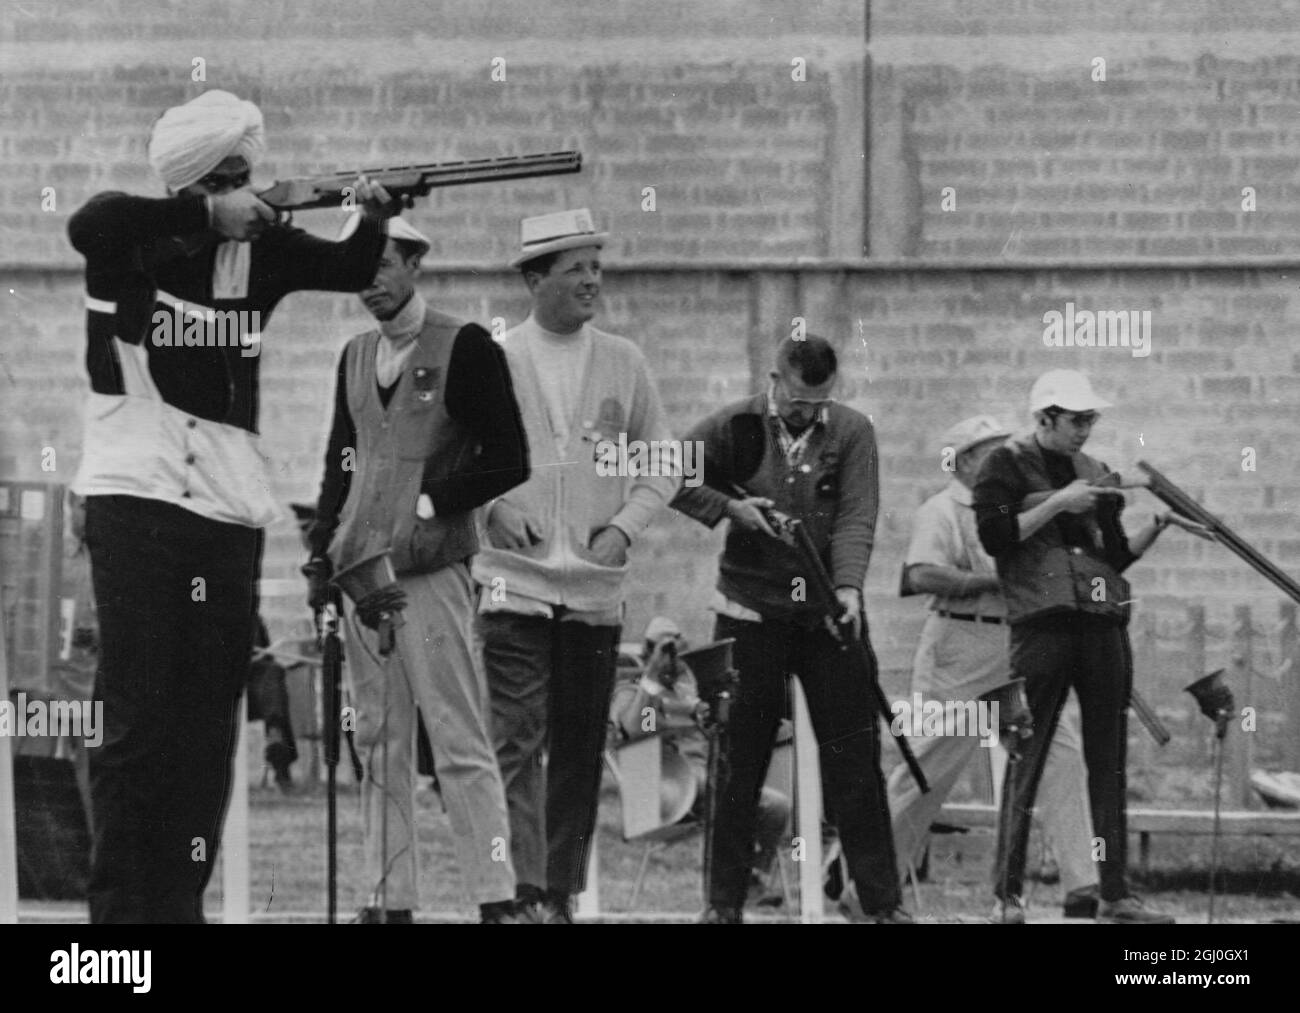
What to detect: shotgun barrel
<box><xmin>1137</xmin><ymin>461</ymin><xmax>1300</xmax><ymax>604</ymax></box>
<box><xmin>258</xmin><ymin>150</ymin><xmax>583</xmax><ymax>212</ymax></box>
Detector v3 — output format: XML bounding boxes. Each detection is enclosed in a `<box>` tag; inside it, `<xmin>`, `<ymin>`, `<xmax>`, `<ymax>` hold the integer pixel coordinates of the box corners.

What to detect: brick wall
<box><xmin>3</xmin><ymin>1</ymin><xmax>1300</xmax><ymax>695</ymax></box>
<box><xmin>7</xmin><ymin>264</ymin><xmax>1299</xmax><ymax>685</ymax></box>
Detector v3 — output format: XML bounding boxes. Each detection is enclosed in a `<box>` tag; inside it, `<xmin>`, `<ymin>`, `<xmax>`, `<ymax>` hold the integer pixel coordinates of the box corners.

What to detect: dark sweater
<box><xmin>671</xmin><ymin>394</ymin><xmax>878</xmax><ymax>625</ymax></box>
<box><xmin>67</xmin><ymin>191</ymin><xmax>386</xmax><ymax>433</ymax></box>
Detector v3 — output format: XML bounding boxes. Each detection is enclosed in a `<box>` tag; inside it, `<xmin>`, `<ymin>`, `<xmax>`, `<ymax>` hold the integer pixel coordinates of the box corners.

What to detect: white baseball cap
<box><xmin>1028</xmin><ymin>369</ymin><xmax>1112</xmax><ymax>413</ymax></box>
<box><xmin>940</xmin><ymin>415</ymin><xmax>1010</xmax><ymax>458</ymax></box>
<box><xmin>509</xmin><ymin>207</ymin><xmax>608</xmax><ymax>268</ymax></box>
<box><xmin>338</xmin><ymin>213</ymin><xmax>431</xmax><ymax>257</ymax></box>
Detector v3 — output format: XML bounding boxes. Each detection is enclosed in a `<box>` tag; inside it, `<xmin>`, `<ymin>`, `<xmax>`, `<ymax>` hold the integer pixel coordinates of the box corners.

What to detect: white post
<box><xmin>0</xmin><ymin>602</ymin><xmax>18</xmax><ymax>923</ymax></box>
<box><xmin>791</xmin><ymin>678</ymin><xmax>824</xmax><ymax>923</ymax></box>
<box><xmin>990</xmin><ymin>743</ymin><xmax>1009</xmax><ymax>810</ymax></box>
<box><xmin>221</xmin><ymin>693</ymin><xmax>250</xmax><ymax>924</ymax></box>
<box><xmin>575</xmin><ymin>833</ymin><xmax>599</xmax><ymax>918</ymax></box>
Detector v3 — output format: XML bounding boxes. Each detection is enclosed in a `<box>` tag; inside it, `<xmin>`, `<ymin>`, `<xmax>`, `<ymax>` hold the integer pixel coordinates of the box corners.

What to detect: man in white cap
<box><xmin>973</xmin><ymin>370</ymin><xmax>1175</xmax><ymax>923</ymax></box>
<box><xmin>472</xmin><ymin>209</ymin><xmax>679</xmax><ymax>922</ymax></box>
<box><xmin>304</xmin><ymin>216</ymin><xmax>530</xmax><ymax>923</ymax></box>
<box><xmin>889</xmin><ymin>414</ymin><xmax>1100</xmax><ymax>921</ymax></box>
<box><xmin>67</xmin><ymin>89</ymin><xmax>401</xmax><ymax>923</ymax></box>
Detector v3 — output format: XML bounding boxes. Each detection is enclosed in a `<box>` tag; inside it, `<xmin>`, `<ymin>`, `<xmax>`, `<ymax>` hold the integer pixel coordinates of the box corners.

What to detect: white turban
<box><xmin>148</xmin><ymin>90</ymin><xmax>265</xmax><ymax>191</ymax></box>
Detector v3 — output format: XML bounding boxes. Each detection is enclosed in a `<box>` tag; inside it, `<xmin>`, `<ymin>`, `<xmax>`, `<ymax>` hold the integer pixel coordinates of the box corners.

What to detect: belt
<box><xmin>935</xmin><ymin>609</ymin><xmax>1005</xmax><ymax>625</ymax></box>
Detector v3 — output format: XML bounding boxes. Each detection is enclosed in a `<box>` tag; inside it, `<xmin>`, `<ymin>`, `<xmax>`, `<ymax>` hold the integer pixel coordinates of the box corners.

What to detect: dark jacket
<box><xmin>973</xmin><ymin>432</ymin><xmax>1137</xmax><ymax>626</ymax></box>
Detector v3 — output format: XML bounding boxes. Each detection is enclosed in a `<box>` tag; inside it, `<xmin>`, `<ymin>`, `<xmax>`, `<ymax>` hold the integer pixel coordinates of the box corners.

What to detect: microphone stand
<box><xmin>318</xmin><ymin>587</ymin><xmax>344</xmax><ymax>925</ymax></box>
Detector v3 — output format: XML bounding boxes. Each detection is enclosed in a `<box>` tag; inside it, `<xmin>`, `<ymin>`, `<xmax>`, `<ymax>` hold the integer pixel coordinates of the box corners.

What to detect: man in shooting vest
<box><xmin>973</xmin><ymin>369</ymin><xmax>1174</xmax><ymax>923</ymax></box>
<box><xmin>671</xmin><ymin>334</ymin><xmax>909</xmax><ymax>924</ymax></box>
<box><xmin>304</xmin><ymin>215</ymin><xmax>530</xmax><ymax>924</ymax></box>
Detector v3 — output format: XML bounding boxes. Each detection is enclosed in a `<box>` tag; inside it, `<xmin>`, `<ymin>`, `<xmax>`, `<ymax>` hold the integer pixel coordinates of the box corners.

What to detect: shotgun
<box><xmin>740</xmin><ymin>494</ymin><xmax>930</xmax><ymax>793</ymax></box>
<box><xmin>257</xmin><ymin>150</ymin><xmax>582</xmax><ymax>217</ymax></box>
<box><xmin>1138</xmin><ymin>460</ymin><xmax>1300</xmax><ymax>605</ymax></box>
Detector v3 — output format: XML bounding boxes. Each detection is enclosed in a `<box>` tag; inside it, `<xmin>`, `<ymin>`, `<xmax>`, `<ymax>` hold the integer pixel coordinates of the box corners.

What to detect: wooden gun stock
<box><xmin>257</xmin><ymin>150</ymin><xmax>582</xmax><ymax>212</ymax></box>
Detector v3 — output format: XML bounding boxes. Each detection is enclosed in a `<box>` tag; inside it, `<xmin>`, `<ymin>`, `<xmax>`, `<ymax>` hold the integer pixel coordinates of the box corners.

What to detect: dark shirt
<box><xmin>307</xmin><ymin>323</ymin><xmax>529</xmax><ymax>559</ymax></box>
<box><xmin>974</xmin><ymin>440</ymin><xmax>1137</xmax><ymax>573</ymax></box>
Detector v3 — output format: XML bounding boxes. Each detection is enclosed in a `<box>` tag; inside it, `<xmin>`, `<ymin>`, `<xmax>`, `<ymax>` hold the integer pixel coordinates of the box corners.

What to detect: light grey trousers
<box><xmin>345</xmin><ymin>563</ymin><xmax>515</xmax><ymax>908</ymax></box>
<box><xmin>886</xmin><ymin>613</ymin><xmax>1097</xmax><ymax>894</ymax></box>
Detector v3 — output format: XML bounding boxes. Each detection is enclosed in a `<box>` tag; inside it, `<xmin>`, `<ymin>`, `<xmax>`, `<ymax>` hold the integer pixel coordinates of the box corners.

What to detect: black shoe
<box><xmin>265</xmin><ymin>732</ymin><xmax>295</xmax><ymax>783</ymax></box>
<box><xmin>512</xmin><ymin>884</ymin><xmax>544</xmax><ymax>923</ymax></box>
<box><xmin>479</xmin><ymin>900</ymin><xmax>519</xmax><ymax>924</ymax></box>
<box><xmin>356</xmin><ymin>906</ymin><xmax>413</xmax><ymax>924</ymax></box>
<box><xmin>698</xmin><ymin>905</ymin><xmax>742</xmax><ymax>924</ymax></box>
<box><xmin>541</xmin><ymin>891</ymin><xmax>574</xmax><ymax>924</ymax></box>
<box><xmin>1063</xmin><ymin>885</ymin><xmax>1100</xmax><ymax>919</ymax></box>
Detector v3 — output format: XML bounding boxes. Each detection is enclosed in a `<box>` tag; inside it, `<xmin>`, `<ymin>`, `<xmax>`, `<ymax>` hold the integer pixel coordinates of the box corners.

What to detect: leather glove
<box><xmin>354</xmin><ymin>585</ymin><xmax>408</xmax><ymax>631</ymax></box>
<box><xmin>982</xmin><ymin>680</ymin><xmax>1034</xmax><ymax>761</ymax></box>
<box><xmin>301</xmin><ymin>556</ymin><xmax>334</xmax><ymax>613</ymax></box>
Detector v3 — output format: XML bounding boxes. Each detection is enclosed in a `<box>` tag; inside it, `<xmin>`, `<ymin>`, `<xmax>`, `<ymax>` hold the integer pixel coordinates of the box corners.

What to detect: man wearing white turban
<box><xmin>67</xmin><ymin>89</ymin><xmax>405</xmax><ymax>924</ymax></box>
<box><xmin>147</xmin><ymin>89</ymin><xmax>267</xmax><ymax>193</ymax></box>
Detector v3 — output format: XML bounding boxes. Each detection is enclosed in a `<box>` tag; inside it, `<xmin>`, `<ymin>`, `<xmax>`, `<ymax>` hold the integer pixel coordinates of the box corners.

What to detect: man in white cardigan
<box><xmin>472</xmin><ymin>209</ymin><xmax>680</xmax><ymax>922</ymax></box>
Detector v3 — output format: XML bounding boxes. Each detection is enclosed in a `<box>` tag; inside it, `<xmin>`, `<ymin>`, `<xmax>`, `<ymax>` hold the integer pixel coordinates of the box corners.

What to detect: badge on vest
<box><xmin>412</xmin><ymin>366</ymin><xmax>440</xmax><ymax>403</ymax></box>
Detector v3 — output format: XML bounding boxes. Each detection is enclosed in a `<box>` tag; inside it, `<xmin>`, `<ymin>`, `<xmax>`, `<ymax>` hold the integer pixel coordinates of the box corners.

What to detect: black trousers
<box><xmin>710</xmin><ymin>614</ymin><xmax>901</xmax><ymax>913</ymax></box>
<box><xmin>993</xmin><ymin>613</ymin><xmax>1132</xmax><ymax>902</ymax></box>
<box><xmin>480</xmin><ymin>611</ymin><xmax>620</xmax><ymax>896</ymax></box>
<box><xmin>83</xmin><ymin>495</ymin><xmax>262</xmax><ymax>923</ymax></box>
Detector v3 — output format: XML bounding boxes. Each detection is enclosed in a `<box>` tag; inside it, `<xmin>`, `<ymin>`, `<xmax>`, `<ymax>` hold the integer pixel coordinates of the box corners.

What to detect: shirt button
<box><xmin>787</xmin><ymin>477</ymin><xmax>795</xmax><ymax>484</ymax></box>
<box><xmin>185</xmin><ymin>453</ymin><xmax>196</xmax><ymax>465</ymax></box>
<box><xmin>186</xmin><ymin>419</ymin><xmax>197</xmax><ymax>429</ymax></box>
<box><xmin>1070</xmin><ymin>546</ymin><xmax>1083</xmax><ymax>555</ymax></box>
<box><xmin>181</xmin><ymin>491</ymin><xmax>191</xmax><ymax>498</ymax></box>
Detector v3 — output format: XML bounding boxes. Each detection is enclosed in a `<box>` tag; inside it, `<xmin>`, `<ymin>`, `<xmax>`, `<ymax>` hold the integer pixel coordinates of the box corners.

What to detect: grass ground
<box><xmin>17</xmin><ymin>725</ymin><xmax>1300</xmax><ymax>924</ymax></box>
<box><xmin>216</xmin><ymin>739</ymin><xmax>1300</xmax><ymax>924</ymax></box>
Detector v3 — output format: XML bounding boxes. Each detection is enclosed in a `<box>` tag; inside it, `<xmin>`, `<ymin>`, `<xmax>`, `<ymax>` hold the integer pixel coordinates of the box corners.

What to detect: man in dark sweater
<box><xmin>671</xmin><ymin>335</ymin><xmax>908</xmax><ymax>924</ymax></box>
<box><xmin>67</xmin><ymin>90</ymin><xmax>398</xmax><ymax>923</ymax></box>
<box><xmin>973</xmin><ymin>369</ymin><xmax>1173</xmax><ymax>924</ymax></box>
<box><xmin>305</xmin><ymin>216</ymin><xmax>530</xmax><ymax>924</ymax></box>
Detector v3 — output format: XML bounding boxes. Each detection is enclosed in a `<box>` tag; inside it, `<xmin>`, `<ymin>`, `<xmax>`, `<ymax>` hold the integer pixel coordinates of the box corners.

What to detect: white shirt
<box><xmin>524</xmin><ymin>317</ymin><xmax>592</xmax><ymax>446</ymax></box>
<box><xmin>904</xmin><ymin>480</ymin><xmax>1005</xmax><ymax>618</ymax></box>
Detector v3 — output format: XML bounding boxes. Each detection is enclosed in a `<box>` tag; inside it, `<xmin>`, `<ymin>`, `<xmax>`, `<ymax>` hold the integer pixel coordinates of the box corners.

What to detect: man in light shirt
<box><xmin>472</xmin><ymin>209</ymin><xmax>680</xmax><ymax>922</ymax></box>
<box><xmin>890</xmin><ymin>415</ymin><xmax>1099</xmax><ymax>921</ymax></box>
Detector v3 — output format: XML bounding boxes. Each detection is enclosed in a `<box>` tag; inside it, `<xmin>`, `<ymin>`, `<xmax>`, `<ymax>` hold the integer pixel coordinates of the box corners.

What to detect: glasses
<box><xmin>1060</xmin><ymin>411</ymin><xmax>1100</xmax><ymax>428</ymax></box>
<box><xmin>772</xmin><ymin>376</ymin><xmax>836</xmax><ymax>410</ymax></box>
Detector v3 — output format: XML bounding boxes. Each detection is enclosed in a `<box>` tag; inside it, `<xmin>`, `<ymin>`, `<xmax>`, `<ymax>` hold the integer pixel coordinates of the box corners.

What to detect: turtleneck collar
<box><xmin>528</xmin><ymin>313</ymin><xmax>586</xmax><ymax>344</ymax></box>
<box><xmin>379</xmin><ymin>291</ymin><xmax>426</xmax><ymax>345</ymax></box>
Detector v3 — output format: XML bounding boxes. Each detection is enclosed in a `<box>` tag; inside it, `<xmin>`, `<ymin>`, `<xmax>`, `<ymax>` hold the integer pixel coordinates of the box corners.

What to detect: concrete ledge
<box><xmin>940</xmin><ymin>801</ymin><xmax>1300</xmax><ymax>835</ymax></box>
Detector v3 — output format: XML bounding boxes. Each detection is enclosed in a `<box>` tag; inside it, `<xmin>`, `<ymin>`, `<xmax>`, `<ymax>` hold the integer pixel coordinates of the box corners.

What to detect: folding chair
<box><xmin>604</xmin><ymin>736</ymin><xmax>699</xmax><ymax>910</ymax></box>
